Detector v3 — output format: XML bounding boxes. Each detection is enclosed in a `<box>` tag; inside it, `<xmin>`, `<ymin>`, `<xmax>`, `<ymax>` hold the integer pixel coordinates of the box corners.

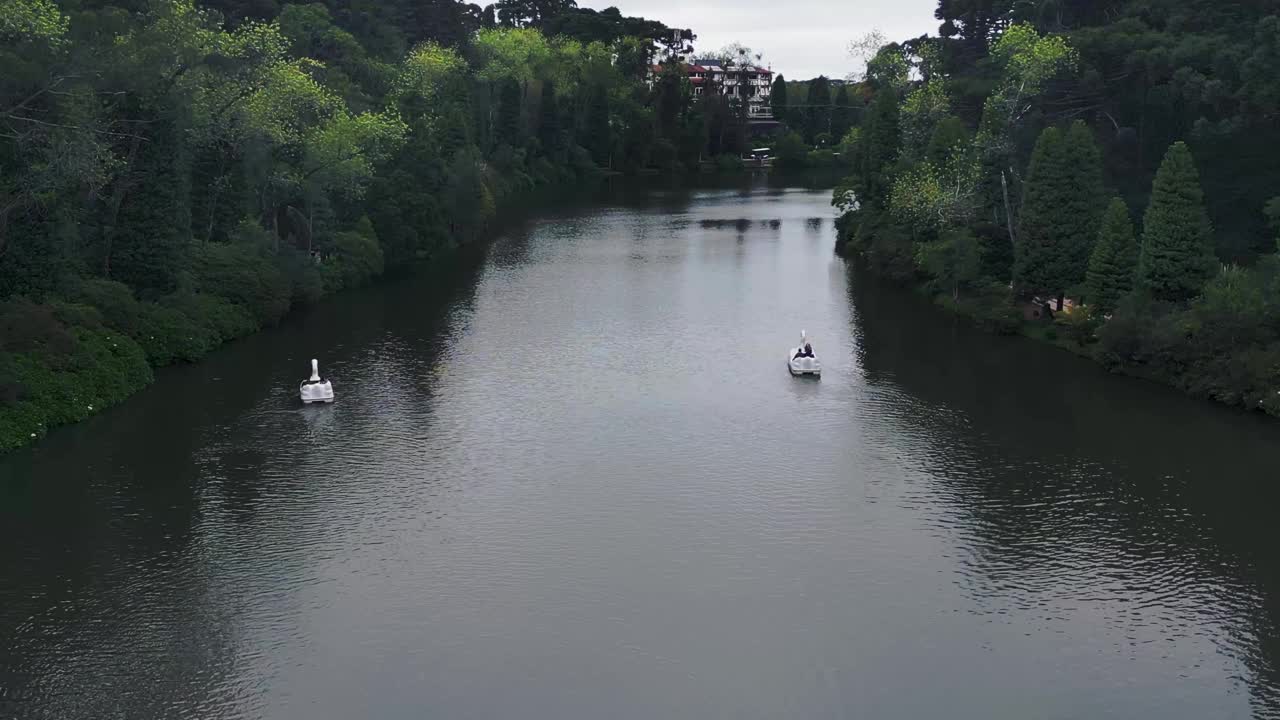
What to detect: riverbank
<box><xmin>834</xmin><ymin>238</ymin><xmax>1280</xmax><ymax>421</ymax></box>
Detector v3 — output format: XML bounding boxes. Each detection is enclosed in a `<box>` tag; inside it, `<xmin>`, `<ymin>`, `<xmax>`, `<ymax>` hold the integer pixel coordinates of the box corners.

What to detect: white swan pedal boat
<box><xmin>300</xmin><ymin>358</ymin><xmax>334</xmax><ymax>403</ymax></box>
<box><xmin>788</xmin><ymin>331</ymin><xmax>821</xmax><ymax>377</ymax></box>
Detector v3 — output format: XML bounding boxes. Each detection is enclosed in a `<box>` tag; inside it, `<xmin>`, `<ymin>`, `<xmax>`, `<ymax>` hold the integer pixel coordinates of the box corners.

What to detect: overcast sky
<box><xmin>578</xmin><ymin>0</ymin><xmax>940</xmax><ymax>80</ymax></box>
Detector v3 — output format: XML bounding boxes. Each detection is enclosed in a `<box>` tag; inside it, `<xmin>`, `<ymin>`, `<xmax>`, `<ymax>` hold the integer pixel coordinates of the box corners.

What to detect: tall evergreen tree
<box><xmin>831</xmin><ymin>84</ymin><xmax>852</xmax><ymax>141</ymax></box>
<box><xmin>1015</xmin><ymin>124</ymin><xmax>1105</xmax><ymax>307</ymax></box>
<box><xmin>1015</xmin><ymin>126</ymin><xmax>1071</xmax><ymax>305</ymax></box>
<box><xmin>829</xmin><ymin>84</ymin><xmax>849</xmax><ymax>140</ymax></box>
<box><xmin>1063</xmin><ymin>120</ymin><xmax>1107</xmax><ymax>286</ymax></box>
<box><xmin>584</xmin><ymin>83</ymin><xmax>611</xmax><ymax>166</ymax></box>
<box><xmin>495</xmin><ymin>77</ymin><xmax>523</xmax><ymax>146</ymax></box>
<box><xmin>1085</xmin><ymin>198</ymin><xmax>1138</xmax><ymax>314</ymax></box>
<box><xmin>1138</xmin><ymin>141</ymin><xmax>1217</xmax><ymax>302</ymax></box>
<box><xmin>805</xmin><ymin>76</ymin><xmax>831</xmax><ymax>144</ymax></box>
<box><xmin>110</xmin><ymin>117</ymin><xmax>192</xmax><ymax>297</ymax></box>
<box><xmin>860</xmin><ymin>88</ymin><xmax>899</xmax><ymax>201</ymax></box>
<box><xmin>770</xmin><ymin>74</ymin><xmax>788</xmax><ymax>124</ymax></box>
<box><xmin>537</xmin><ymin>80</ymin><xmax>560</xmax><ymax>154</ymax></box>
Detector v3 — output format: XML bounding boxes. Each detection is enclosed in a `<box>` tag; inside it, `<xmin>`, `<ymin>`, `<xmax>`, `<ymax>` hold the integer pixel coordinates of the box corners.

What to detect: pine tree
<box><xmin>584</xmin><ymin>83</ymin><xmax>610</xmax><ymax>166</ymax></box>
<box><xmin>1015</xmin><ymin>123</ymin><xmax>1105</xmax><ymax>307</ymax></box>
<box><xmin>1064</xmin><ymin>121</ymin><xmax>1106</xmax><ymax>280</ymax></box>
<box><xmin>1015</xmin><ymin>126</ymin><xmax>1071</xmax><ymax>303</ymax></box>
<box><xmin>805</xmin><ymin>76</ymin><xmax>831</xmax><ymax>144</ymax></box>
<box><xmin>770</xmin><ymin>74</ymin><xmax>788</xmax><ymax>124</ymax></box>
<box><xmin>1085</xmin><ymin>197</ymin><xmax>1138</xmax><ymax>314</ymax></box>
<box><xmin>1138</xmin><ymin>141</ymin><xmax>1216</xmax><ymax>302</ymax></box>
<box><xmin>537</xmin><ymin>80</ymin><xmax>560</xmax><ymax>154</ymax></box>
<box><xmin>495</xmin><ymin>78</ymin><xmax>522</xmax><ymax>146</ymax></box>
<box><xmin>860</xmin><ymin>87</ymin><xmax>899</xmax><ymax>200</ymax></box>
<box><xmin>111</xmin><ymin>117</ymin><xmax>192</xmax><ymax>297</ymax></box>
<box><xmin>831</xmin><ymin>84</ymin><xmax>853</xmax><ymax>142</ymax></box>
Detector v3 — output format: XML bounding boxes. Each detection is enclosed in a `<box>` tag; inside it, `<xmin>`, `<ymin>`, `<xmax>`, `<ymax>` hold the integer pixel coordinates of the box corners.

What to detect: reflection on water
<box><xmin>2</xmin><ymin>179</ymin><xmax>1279</xmax><ymax>720</ymax></box>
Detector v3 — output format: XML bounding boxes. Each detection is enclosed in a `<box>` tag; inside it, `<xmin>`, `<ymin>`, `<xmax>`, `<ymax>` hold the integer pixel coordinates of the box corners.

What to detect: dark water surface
<box><xmin>2</xmin><ymin>180</ymin><xmax>1279</xmax><ymax>719</ymax></box>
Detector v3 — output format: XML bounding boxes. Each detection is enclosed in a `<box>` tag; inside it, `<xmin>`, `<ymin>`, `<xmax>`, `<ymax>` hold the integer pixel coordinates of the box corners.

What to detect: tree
<box><xmin>584</xmin><ymin>83</ymin><xmax>610</xmax><ymax>166</ymax></box>
<box><xmin>770</xmin><ymin>74</ymin><xmax>788</xmax><ymax>124</ymax></box>
<box><xmin>496</xmin><ymin>77</ymin><xmax>523</xmax><ymax>145</ymax></box>
<box><xmin>860</xmin><ymin>87</ymin><xmax>899</xmax><ymax>200</ymax></box>
<box><xmin>1085</xmin><ymin>198</ymin><xmax>1138</xmax><ymax>315</ymax></box>
<box><xmin>1138</xmin><ymin>142</ymin><xmax>1217</xmax><ymax>302</ymax></box>
<box><xmin>916</xmin><ymin>227</ymin><xmax>982</xmax><ymax>300</ymax></box>
<box><xmin>774</xmin><ymin>131</ymin><xmax>807</xmax><ymax>168</ymax></box>
<box><xmin>831</xmin><ymin>84</ymin><xmax>853</xmax><ymax>141</ymax></box>
<box><xmin>1014</xmin><ymin>126</ymin><xmax>1071</xmax><ymax>304</ymax></box>
<box><xmin>537</xmin><ymin>80</ymin><xmax>560</xmax><ymax>154</ymax></box>
<box><xmin>804</xmin><ymin>76</ymin><xmax>831</xmax><ymax>144</ymax></box>
<box><xmin>654</xmin><ymin>63</ymin><xmax>687</xmax><ymax>141</ymax></box>
<box><xmin>1015</xmin><ymin>123</ymin><xmax>1104</xmax><ymax>308</ymax></box>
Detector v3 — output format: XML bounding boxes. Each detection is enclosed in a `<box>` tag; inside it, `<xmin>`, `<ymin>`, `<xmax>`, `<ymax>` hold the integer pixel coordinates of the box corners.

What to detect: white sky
<box><xmin>577</xmin><ymin>0</ymin><xmax>940</xmax><ymax>80</ymax></box>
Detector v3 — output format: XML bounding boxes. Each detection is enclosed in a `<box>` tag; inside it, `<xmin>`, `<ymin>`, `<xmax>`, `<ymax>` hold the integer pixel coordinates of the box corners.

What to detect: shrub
<box><xmin>1055</xmin><ymin>304</ymin><xmax>1099</xmax><ymax>347</ymax></box>
<box><xmin>321</xmin><ymin>226</ymin><xmax>385</xmax><ymax>293</ymax></box>
<box><xmin>0</xmin><ymin>328</ymin><xmax>152</xmax><ymax>451</ymax></box>
<box><xmin>714</xmin><ymin>153</ymin><xmax>744</xmax><ymax>172</ymax></box>
<box><xmin>135</xmin><ymin>302</ymin><xmax>215</xmax><ymax>366</ymax></box>
<box><xmin>168</xmin><ymin>292</ymin><xmax>258</xmax><ymax>344</ymax></box>
<box><xmin>276</xmin><ymin>249</ymin><xmax>325</xmax><ymax>307</ymax></box>
<box><xmin>190</xmin><ymin>241</ymin><xmax>292</xmax><ymax>326</ymax></box>
<box><xmin>0</xmin><ymin>299</ymin><xmax>76</xmax><ymax>357</ymax></box>
<box><xmin>66</xmin><ymin>278</ymin><xmax>142</xmax><ymax>335</ymax></box>
<box><xmin>650</xmin><ymin>139</ymin><xmax>679</xmax><ymax>172</ymax></box>
<box><xmin>806</xmin><ymin>149</ymin><xmax>837</xmax><ymax>167</ymax></box>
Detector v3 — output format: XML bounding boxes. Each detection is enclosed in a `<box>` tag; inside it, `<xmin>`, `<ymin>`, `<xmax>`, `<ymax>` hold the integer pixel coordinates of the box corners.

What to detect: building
<box><xmin>652</xmin><ymin>59</ymin><xmax>775</xmax><ymax>119</ymax></box>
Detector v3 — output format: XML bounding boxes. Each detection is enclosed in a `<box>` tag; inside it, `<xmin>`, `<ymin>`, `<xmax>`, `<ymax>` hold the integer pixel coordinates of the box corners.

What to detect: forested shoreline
<box><xmin>0</xmin><ymin>0</ymin><xmax>729</xmax><ymax>452</ymax></box>
<box><xmin>830</xmin><ymin>1</ymin><xmax>1280</xmax><ymax>419</ymax></box>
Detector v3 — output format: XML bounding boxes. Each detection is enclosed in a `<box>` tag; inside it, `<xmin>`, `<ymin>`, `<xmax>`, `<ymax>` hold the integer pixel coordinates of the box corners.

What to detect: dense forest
<box><xmin>830</xmin><ymin>0</ymin><xmax>1280</xmax><ymax>418</ymax></box>
<box><xmin>0</xmin><ymin>0</ymin><xmax>747</xmax><ymax>450</ymax></box>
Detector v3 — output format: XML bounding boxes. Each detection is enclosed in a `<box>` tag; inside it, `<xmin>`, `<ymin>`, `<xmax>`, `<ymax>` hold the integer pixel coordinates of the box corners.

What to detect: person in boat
<box><xmin>794</xmin><ymin>342</ymin><xmax>814</xmax><ymax>360</ymax></box>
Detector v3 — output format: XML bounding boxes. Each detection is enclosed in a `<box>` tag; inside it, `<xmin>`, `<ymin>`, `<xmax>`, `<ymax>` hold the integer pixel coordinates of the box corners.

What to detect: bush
<box><xmin>650</xmin><ymin>139</ymin><xmax>679</xmax><ymax>172</ymax></box>
<box><xmin>1055</xmin><ymin>304</ymin><xmax>1099</xmax><ymax>346</ymax></box>
<box><xmin>167</xmin><ymin>292</ymin><xmax>258</xmax><ymax>344</ymax></box>
<box><xmin>0</xmin><ymin>299</ymin><xmax>76</xmax><ymax>357</ymax></box>
<box><xmin>806</xmin><ymin>149</ymin><xmax>837</xmax><ymax>167</ymax></box>
<box><xmin>773</xmin><ymin>131</ymin><xmax>808</xmax><ymax>169</ymax></box>
<box><xmin>0</xmin><ymin>327</ymin><xmax>152</xmax><ymax>451</ymax></box>
<box><xmin>321</xmin><ymin>225</ymin><xmax>385</xmax><ymax>293</ymax></box>
<box><xmin>135</xmin><ymin>302</ymin><xmax>215</xmax><ymax>366</ymax></box>
<box><xmin>66</xmin><ymin>278</ymin><xmax>142</xmax><ymax>335</ymax></box>
<box><xmin>190</xmin><ymin>241</ymin><xmax>292</xmax><ymax>326</ymax></box>
<box><xmin>276</xmin><ymin>249</ymin><xmax>325</xmax><ymax>307</ymax></box>
<box><xmin>714</xmin><ymin>153</ymin><xmax>744</xmax><ymax>172</ymax></box>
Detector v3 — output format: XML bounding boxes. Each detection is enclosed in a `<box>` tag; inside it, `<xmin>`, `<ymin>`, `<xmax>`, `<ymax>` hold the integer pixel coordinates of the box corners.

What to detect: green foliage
<box><xmin>0</xmin><ymin>324</ymin><xmax>152</xmax><ymax>451</ymax></box>
<box><xmin>1054</xmin><ymin>305</ymin><xmax>1099</xmax><ymax>347</ymax></box>
<box><xmin>833</xmin><ymin>3</ymin><xmax>1280</xmax><ymax>420</ymax></box>
<box><xmin>1085</xmin><ymin>198</ymin><xmax>1138</xmax><ymax>315</ymax></box>
<box><xmin>900</xmin><ymin>79</ymin><xmax>950</xmax><ymax>162</ymax></box>
<box><xmin>830</xmin><ymin>85</ymin><xmax>853</xmax><ymax>142</ymax></box>
<box><xmin>713</xmin><ymin>153</ymin><xmax>744</xmax><ymax>172</ymax></box>
<box><xmin>916</xmin><ymin>227</ymin><xmax>982</xmax><ymax>299</ymax></box>
<box><xmin>773</xmin><ymin>132</ymin><xmax>808</xmax><ymax>169</ymax></box>
<box><xmin>321</xmin><ymin>228</ymin><xmax>385</xmax><ymax>292</ymax></box>
<box><xmin>1138</xmin><ymin>142</ymin><xmax>1217</xmax><ymax>302</ymax></box>
<box><xmin>0</xmin><ymin>0</ymin><xmax>707</xmax><ymax>452</ymax></box>
<box><xmin>1015</xmin><ymin>123</ymin><xmax>1104</xmax><ymax>302</ymax></box>
<box><xmin>860</xmin><ymin>88</ymin><xmax>900</xmax><ymax>201</ymax></box>
<box><xmin>190</xmin><ymin>241</ymin><xmax>291</xmax><ymax>326</ymax></box>
<box><xmin>804</xmin><ymin>76</ymin><xmax>832</xmax><ymax>144</ymax></box>
<box><xmin>770</xmin><ymin>74</ymin><xmax>788</xmax><ymax>124</ymax></box>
